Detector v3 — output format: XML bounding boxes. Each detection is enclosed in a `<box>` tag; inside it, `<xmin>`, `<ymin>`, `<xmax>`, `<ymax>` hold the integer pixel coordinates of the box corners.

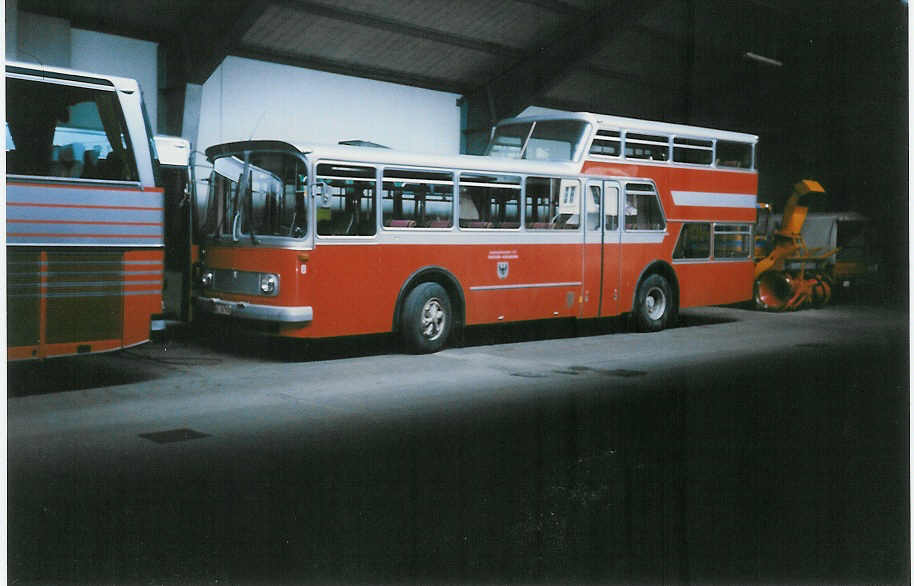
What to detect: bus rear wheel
<box><xmin>633</xmin><ymin>273</ymin><xmax>675</xmax><ymax>332</ymax></box>
<box><xmin>401</xmin><ymin>282</ymin><xmax>452</xmax><ymax>354</ymax></box>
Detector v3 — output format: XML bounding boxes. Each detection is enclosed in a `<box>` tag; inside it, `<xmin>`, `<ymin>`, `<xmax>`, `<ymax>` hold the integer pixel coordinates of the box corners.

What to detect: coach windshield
<box><xmin>487</xmin><ymin>119</ymin><xmax>590</xmax><ymax>162</ymax></box>
<box><xmin>202</xmin><ymin>150</ymin><xmax>308</xmax><ymax>241</ymax></box>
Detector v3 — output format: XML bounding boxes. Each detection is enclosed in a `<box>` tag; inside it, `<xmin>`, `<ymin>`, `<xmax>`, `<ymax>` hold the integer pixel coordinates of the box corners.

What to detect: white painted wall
<box><xmin>16</xmin><ymin>11</ymin><xmax>70</xmax><ymax>68</ymax></box>
<box><xmin>70</xmin><ymin>29</ymin><xmax>159</xmax><ymax>131</ymax></box>
<box><xmin>6</xmin><ymin>0</ymin><xmax>19</xmax><ymax>60</ymax></box>
<box><xmin>8</xmin><ymin>16</ymin><xmax>159</xmax><ymax>131</ymax></box>
<box><xmin>197</xmin><ymin>56</ymin><xmax>460</xmax><ymax>156</ymax></box>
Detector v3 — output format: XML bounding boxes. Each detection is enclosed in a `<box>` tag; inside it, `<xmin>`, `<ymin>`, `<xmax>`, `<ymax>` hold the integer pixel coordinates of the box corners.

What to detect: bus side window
<box><xmin>716</xmin><ymin>140</ymin><xmax>753</xmax><ymax>169</ymax></box>
<box><xmin>673</xmin><ymin>223</ymin><xmax>711</xmax><ymax>259</ymax></box>
<box><xmin>624</xmin><ymin>183</ymin><xmax>665</xmax><ymax>231</ymax></box>
<box><xmin>383</xmin><ymin>169</ymin><xmax>453</xmax><ymax>229</ymax></box>
<box><xmin>316</xmin><ymin>163</ymin><xmax>376</xmax><ymax>236</ymax></box>
<box><xmin>459</xmin><ymin>173</ymin><xmax>521</xmax><ymax>229</ymax></box>
<box><xmin>525</xmin><ymin>176</ymin><xmax>578</xmax><ymax>230</ymax></box>
<box><xmin>712</xmin><ymin>224</ymin><xmax>752</xmax><ymax>258</ymax></box>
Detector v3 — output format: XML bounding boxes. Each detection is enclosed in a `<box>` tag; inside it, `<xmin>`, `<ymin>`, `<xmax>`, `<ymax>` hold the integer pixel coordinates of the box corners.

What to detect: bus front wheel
<box><xmin>401</xmin><ymin>282</ymin><xmax>452</xmax><ymax>354</ymax></box>
<box><xmin>633</xmin><ymin>273</ymin><xmax>675</xmax><ymax>332</ymax></box>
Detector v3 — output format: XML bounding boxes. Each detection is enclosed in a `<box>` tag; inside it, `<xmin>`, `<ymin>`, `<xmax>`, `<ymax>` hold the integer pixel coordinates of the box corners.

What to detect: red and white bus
<box><xmin>6</xmin><ymin>62</ymin><xmax>164</xmax><ymax>360</ymax></box>
<box><xmin>194</xmin><ymin>112</ymin><xmax>757</xmax><ymax>353</ymax></box>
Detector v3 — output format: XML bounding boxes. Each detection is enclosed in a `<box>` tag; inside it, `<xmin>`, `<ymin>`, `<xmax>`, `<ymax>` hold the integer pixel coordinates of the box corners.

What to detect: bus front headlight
<box><xmin>260</xmin><ymin>273</ymin><xmax>278</xmax><ymax>295</ymax></box>
<box><xmin>201</xmin><ymin>270</ymin><xmax>214</xmax><ymax>288</ymax></box>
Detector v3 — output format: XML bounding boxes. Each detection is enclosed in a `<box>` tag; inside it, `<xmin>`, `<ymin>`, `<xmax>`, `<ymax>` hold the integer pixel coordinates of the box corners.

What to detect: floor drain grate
<box><xmin>139</xmin><ymin>428</ymin><xmax>209</xmax><ymax>444</ymax></box>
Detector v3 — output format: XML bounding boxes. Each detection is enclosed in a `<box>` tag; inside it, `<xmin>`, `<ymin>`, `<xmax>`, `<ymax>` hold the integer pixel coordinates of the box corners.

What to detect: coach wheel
<box><xmin>633</xmin><ymin>273</ymin><xmax>675</xmax><ymax>332</ymax></box>
<box><xmin>401</xmin><ymin>282</ymin><xmax>452</xmax><ymax>354</ymax></box>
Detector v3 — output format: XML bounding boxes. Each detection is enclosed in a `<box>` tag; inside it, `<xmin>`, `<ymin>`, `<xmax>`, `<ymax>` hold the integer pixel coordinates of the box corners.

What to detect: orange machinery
<box><xmin>753</xmin><ymin>180</ymin><xmax>838</xmax><ymax>310</ymax></box>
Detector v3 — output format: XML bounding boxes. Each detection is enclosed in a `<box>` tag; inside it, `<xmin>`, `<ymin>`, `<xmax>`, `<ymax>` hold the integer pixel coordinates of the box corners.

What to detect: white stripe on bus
<box><xmin>470</xmin><ymin>281</ymin><xmax>582</xmax><ymax>291</ymax></box>
<box><xmin>670</xmin><ymin>191</ymin><xmax>756</xmax><ymax>208</ymax></box>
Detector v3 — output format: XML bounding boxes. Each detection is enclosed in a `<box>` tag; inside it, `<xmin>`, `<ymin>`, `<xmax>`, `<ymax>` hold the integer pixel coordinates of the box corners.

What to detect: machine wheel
<box><xmin>400</xmin><ymin>282</ymin><xmax>452</xmax><ymax>354</ymax></box>
<box><xmin>632</xmin><ymin>274</ymin><xmax>675</xmax><ymax>332</ymax></box>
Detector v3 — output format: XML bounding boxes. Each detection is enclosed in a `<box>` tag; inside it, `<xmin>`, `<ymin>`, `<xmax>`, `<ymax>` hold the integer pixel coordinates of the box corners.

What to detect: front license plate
<box><xmin>213</xmin><ymin>304</ymin><xmax>233</xmax><ymax>316</ymax></box>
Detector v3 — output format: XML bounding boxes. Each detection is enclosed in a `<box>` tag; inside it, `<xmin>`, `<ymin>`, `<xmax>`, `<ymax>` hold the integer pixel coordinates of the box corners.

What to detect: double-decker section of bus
<box><xmin>194</xmin><ymin>112</ymin><xmax>757</xmax><ymax>353</ymax></box>
<box><xmin>6</xmin><ymin>62</ymin><xmax>164</xmax><ymax>360</ymax></box>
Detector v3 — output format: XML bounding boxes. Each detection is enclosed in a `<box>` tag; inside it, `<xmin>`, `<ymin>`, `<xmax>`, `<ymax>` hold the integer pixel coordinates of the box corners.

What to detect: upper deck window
<box><xmin>716</xmin><ymin>140</ymin><xmax>753</xmax><ymax>169</ymax></box>
<box><xmin>487</xmin><ymin>119</ymin><xmax>589</xmax><ymax>162</ymax></box>
<box><xmin>589</xmin><ymin>129</ymin><xmax>621</xmax><ymax>157</ymax></box>
<box><xmin>673</xmin><ymin>137</ymin><xmax>713</xmax><ymax>165</ymax></box>
<box><xmin>624</xmin><ymin>133</ymin><xmax>669</xmax><ymax>161</ymax></box>
<box><xmin>6</xmin><ymin>77</ymin><xmax>138</xmax><ymax>181</ymax></box>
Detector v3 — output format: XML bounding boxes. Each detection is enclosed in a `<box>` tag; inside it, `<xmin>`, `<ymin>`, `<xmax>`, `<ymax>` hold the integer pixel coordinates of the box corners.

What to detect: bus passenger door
<box><xmin>580</xmin><ymin>180</ymin><xmax>604</xmax><ymax>317</ymax></box>
<box><xmin>600</xmin><ymin>181</ymin><xmax>622</xmax><ymax>317</ymax></box>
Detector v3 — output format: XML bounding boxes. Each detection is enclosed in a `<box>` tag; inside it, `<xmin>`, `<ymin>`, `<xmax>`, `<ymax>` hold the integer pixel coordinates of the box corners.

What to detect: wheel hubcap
<box><xmin>421</xmin><ymin>297</ymin><xmax>445</xmax><ymax>341</ymax></box>
<box><xmin>644</xmin><ymin>286</ymin><xmax>666</xmax><ymax>320</ymax></box>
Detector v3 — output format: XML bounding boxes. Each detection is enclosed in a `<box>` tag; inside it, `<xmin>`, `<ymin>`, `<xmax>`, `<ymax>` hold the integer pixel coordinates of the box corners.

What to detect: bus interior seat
<box><xmin>51</xmin><ymin>143</ymin><xmax>86</xmax><ymax>178</ymax></box>
<box><xmin>428</xmin><ymin>220</ymin><xmax>451</xmax><ymax>228</ymax></box>
<box><xmin>332</xmin><ymin>211</ymin><xmax>354</xmax><ymax>235</ymax></box>
<box><xmin>459</xmin><ymin>197</ymin><xmax>480</xmax><ymax>221</ymax></box>
<box><xmin>97</xmin><ymin>152</ymin><xmax>124</xmax><ymax>179</ymax></box>
<box><xmin>388</xmin><ymin>219</ymin><xmax>416</xmax><ymax>228</ymax></box>
<box><xmin>82</xmin><ymin>146</ymin><xmax>101</xmax><ymax>178</ymax></box>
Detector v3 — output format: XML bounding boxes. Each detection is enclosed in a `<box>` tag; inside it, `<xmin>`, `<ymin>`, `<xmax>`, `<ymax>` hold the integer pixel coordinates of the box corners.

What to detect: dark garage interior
<box><xmin>7</xmin><ymin>1</ymin><xmax>909</xmax><ymax>584</ymax></box>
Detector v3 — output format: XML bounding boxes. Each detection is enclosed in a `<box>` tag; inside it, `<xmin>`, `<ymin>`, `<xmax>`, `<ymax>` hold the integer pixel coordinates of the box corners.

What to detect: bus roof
<box><xmin>5</xmin><ymin>60</ymin><xmax>141</xmax><ymax>94</ymax></box>
<box><xmin>497</xmin><ymin>111</ymin><xmax>759</xmax><ymax>144</ymax></box>
<box><xmin>206</xmin><ymin>140</ymin><xmax>584</xmax><ymax>177</ymax></box>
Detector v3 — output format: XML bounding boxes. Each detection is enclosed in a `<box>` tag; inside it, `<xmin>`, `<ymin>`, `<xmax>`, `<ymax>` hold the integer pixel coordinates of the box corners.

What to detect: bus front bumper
<box><xmin>195</xmin><ymin>296</ymin><xmax>313</xmax><ymax>323</ymax></box>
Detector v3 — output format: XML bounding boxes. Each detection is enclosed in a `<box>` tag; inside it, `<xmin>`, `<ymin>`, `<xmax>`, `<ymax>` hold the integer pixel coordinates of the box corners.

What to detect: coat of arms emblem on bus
<box><xmin>497</xmin><ymin>261</ymin><xmax>509</xmax><ymax>280</ymax></box>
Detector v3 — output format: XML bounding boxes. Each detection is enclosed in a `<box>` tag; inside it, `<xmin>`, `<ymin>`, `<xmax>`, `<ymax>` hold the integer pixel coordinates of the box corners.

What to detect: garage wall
<box><xmin>196</xmin><ymin>56</ymin><xmax>460</xmax><ymax>155</ymax></box>
<box><xmin>8</xmin><ymin>12</ymin><xmax>159</xmax><ymax>131</ymax></box>
<box><xmin>70</xmin><ymin>30</ymin><xmax>159</xmax><ymax>131</ymax></box>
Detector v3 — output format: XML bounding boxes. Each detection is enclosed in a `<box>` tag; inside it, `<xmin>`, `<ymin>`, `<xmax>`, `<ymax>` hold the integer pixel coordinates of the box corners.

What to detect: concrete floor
<box><xmin>7</xmin><ymin>303</ymin><xmax>909</xmax><ymax>584</ymax></box>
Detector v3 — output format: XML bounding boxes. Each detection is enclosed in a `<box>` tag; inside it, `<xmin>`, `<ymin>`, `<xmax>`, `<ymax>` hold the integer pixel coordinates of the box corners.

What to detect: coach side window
<box><xmin>6</xmin><ymin>77</ymin><xmax>138</xmax><ymax>181</ymax></box>
<box><xmin>624</xmin><ymin>183</ymin><xmax>665</xmax><ymax>231</ymax></box>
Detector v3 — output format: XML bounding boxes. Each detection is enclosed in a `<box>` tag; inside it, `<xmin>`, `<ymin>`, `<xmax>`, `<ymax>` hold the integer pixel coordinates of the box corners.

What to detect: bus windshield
<box><xmin>487</xmin><ymin>119</ymin><xmax>590</xmax><ymax>162</ymax></box>
<box><xmin>202</xmin><ymin>151</ymin><xmax>308</xmax><ymax>239</ymax></box>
